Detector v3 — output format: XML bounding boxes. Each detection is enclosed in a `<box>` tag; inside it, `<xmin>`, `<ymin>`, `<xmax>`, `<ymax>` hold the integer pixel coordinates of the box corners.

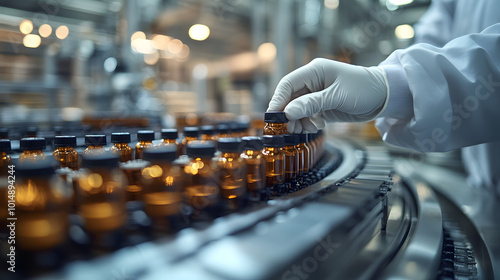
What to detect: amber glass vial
<box><xmin>182</xmin><ymin>127</ymin><xmax>200</xmax><ymax>154</ymax></box>
<box><xmin>0</xmin><ymin>139</ymin><xmax>11</xmax><ymax>175</ymax></box>
<box><xmin>262</xmin><ymin>135</ymin><xmax>285</xmax><ymax>190</ymax></box>
<box><xmin>184</xmin><ymin>141</ymin><xmax>220</xmax><ymax>212</ymax></box>
<box><xmin>53</xmin><ymin>136</ymin><xmax>79</xmax><ymax>170</ymax></box>
<box><xmin>120</xmin><ymin>159</ymin><xmax>150</xmax><ymax>201</ymax></box>
<box><xmin>216</xmin><ymin>123</ymin><xmax>230</xmax><ymax>139</ymax></box>
<box><xmin>283</xmin><ymin>134</ymin><xmax>300</xmax><ymax>185</ymax></box>
<box><xmin>200</xmin><ymin>125</ymin><xmax>217</xmax><ymax>141</ymax></box>
<box><xmin>240</xmin><ymin>137</ymin><xmax>265</xmax><ymax>201</ymax></box>
<box><xmin>160</xmin><ymin>128</ymin><xmax>182</xmax><ymax>156</ymax></box>
<box><xmin>306</xmin><ymin>133</ymin><xmax>315</xmax><ymax>168</ymax></box>
<box><xmin>217</xmin><ymin>138</ymin><xmax>246</xmax><ymax>209</ymax></box>
<box><xmin>135</xmin><ymin>130</ymin><xmax>155</xmax><ymax>159</ymax></box>
<box><xmin>264</xmin><ymin>111</ymin><xmax>288</xmax><ymax>135</ymax></box>
<box><xmin>15</xmin><ymin>159</ymin><xmax>71</xmax><ymax>251</ymax></box>
<box><xmin>141</xmin><ymin>145</ymin><xmax>183</xmax><ymax>222</ymax></box>
<box><xmin>110</xmin><ymin>132</ymin><xmax>132</xmax><ymax>162</ymax></box>
<box><xmin>19</xmin><ymin>138</ymin><xmax>47</xmax><ymax>163</ymax></box>
<box><xmin>83</xmin><ymin>135</ymin><xmax>107</xmax><ymax>155</ymax></box>
<box><xmin>77</xmin><ymin>152</ymin><xmax>126</xmax><ymax>234</ymax></box>
<box><xmin>297</xmin><ymin>134</ymin><xmax>310</xmax><ymax>174</ymax></box>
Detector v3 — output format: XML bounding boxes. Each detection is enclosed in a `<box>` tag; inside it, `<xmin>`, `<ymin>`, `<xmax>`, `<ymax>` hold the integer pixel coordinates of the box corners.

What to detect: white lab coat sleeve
<box><xmin>413</xmin><ymin>0</ymin><xmax>456</xmax><ymax>47</ymax></box>
<box><xmin>375</xmin><ymin>23</ymin><xmax>500</xmax><ymax>152</ymax></box>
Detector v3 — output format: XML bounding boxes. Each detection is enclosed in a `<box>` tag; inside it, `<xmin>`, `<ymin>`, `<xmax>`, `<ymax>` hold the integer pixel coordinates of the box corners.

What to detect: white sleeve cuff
<box><xmin>376</xmin><ymin>63</ymin><xmax>413</xmax><ymax>120</ymax></box>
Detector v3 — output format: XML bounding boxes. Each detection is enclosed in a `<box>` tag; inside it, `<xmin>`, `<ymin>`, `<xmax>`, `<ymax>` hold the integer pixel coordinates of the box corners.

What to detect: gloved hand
<box><xmin>267</xmin><ymin>58</ymin><xmax>390</xmax><ymax>133</ymax></box>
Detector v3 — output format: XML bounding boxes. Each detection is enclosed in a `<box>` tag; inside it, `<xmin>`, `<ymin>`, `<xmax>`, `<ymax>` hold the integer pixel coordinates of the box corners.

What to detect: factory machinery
<box><xmin>2</xmin><ymin>133</ymin><xmax>499</xmax><ymax>280</ymax></box>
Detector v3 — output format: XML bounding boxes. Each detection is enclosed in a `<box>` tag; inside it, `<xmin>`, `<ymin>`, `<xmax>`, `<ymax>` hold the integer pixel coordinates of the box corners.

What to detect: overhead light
<box><xmin>23</xmin><ymin>34</ymin><xmax>41</xmax><ymax>48</ymax></box>
<box><xmin>257</xmin><ymin>42</ymin><xmax>277</xmax><ymax>63</ymax></box>
<box><xmin>167</xmin><ymin>39</ymin><xmax>183</xmax><ymax>54</ymax></box>
<box><xmin>144</xmin><ymin>51</ymin><xmax>160</xmax><ymax>65</ymax></box>
<box><xmin>39</xmin><ymin>24</ymin><xmax>52</xmax><ymax>38</ymax></box>
<box><xmin>104</xmin><ymin>57</ymin><xmax>117</xmax><ymax>72</ymax></box>
<box><xmin>55</xmin><ymin>26</ymin><xmax>69</xmax><ymax>39</ymax></box>
<box><xmin>324</xmin><ymin>0</ymin><xmax>339</xmax><ymax>10</ymax></box>
<box><xmin>132</xmin><ymin>39</ymin><xmax>156</xmax><ymax>54</ymax></box>
<box><xmin>151</xmin><ymin>34</ymin><xmax>170</xmax><ymax>50</ymax></box>
<box><xmin>388</xmin><ymin>0</ymin><xmax>413</xmax><ymax>6</ymax></box>
<box><xmin>189</xmin><ymin>24</ymin><xmax>210</xmax><ymax>41</ymax></box>
<box><xmin>19</xmin><ymin>19</ymin><xmax>33</xmax><ymax>35</ymax></box>
<box><xmin>177</xmin><ymin>44</ymin><xmax>190</xmax><ymax>59</ymax></box>
<box><xmin>131</xmin><ymin>31</ymin><xmax>146</xmax><ymax>42</ymax></box>
<box><xmin>395</xmin><ymin>24</ymin><xmax>414</xmax><ymax>39</ymax></box>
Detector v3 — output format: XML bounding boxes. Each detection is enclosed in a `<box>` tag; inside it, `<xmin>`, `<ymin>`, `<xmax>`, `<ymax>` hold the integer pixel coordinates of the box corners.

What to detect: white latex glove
<box><xmin>267</xmin><ymin>58</ymin><xmax>389</xmax><ymax>133</ymax></box>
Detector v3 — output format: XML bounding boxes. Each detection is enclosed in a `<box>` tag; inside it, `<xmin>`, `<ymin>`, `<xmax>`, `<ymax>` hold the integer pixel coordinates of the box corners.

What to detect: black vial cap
<box><xmin>184</xmin><ymin>127</ymin><xmax>199</xmax><ymax>138</ymax></box>
<box><xmin>161</xmin><ymin>129</ymin><xmax>178</xmax><ymax>140</ymax></box>
<box><xmin>216</xmin><ymin>124</ymin><xmax>230</xmax><ymax>134</ymax></box>
<box><xmin>20</xmin><ymin>138</ymin><xmax>46</xmax><ymax>151</ymax></box>
<box><xmin>143</xmin><ymin>145</ymin><xmax>177</xmax><ymax>162</ymax></box>
<box><xmin>228</xmin><ymin>123</ymin><xmax>239</xmax><ymax>133</ymax></box>
<box><xmin>217</xmin><ymin>138</ymin><xmax>243</xmax><ymax>153</ymax></box>
<box><xmin>0</xmin><ymin>128</ymin><xmax>8</xmax><ymax>139</ymax></box>
<box><xmin>200</xmin><ymin>125</ymin><xmax>215</xmax><ymax>135</ymax></box>
<box><xmin>26</xmin><ymin>126</ymin><xmax>38</xmax><ymax>137</ymax></box>
<box><xmin>186</xmin><ymin>141</ymin><xmax>216</xmax><ymax>158</ymax></box>
<box><xmin>263</xmin><ymin>135</ymin><xmax>285</xmax><ymax>148</ymax></box>
<box><xmin>242</xmin><ymin>136</ymin><xmax>263</xmax><ymax>151</ymax></box>
<box><xmin>0</xmin><ymin>139</ymin><xmax>11</xmax><ymax>152</ymax></box>
<box><xmin>284</xmin><ymin>134</ymin><xmax>299</xmax><ymax>146</ymax></box>
<box><xmin>299</xmin><ymin>134</ymin><xmax>307</xmax><ymax>144</ymax></box>
<box><xmin>111</xmin><ymin>132</ymin><xmax>131</xmax><ymax>143</ymax></box>
<box><xmin>17</xmin><ymin>159</ymin><xmax>55</xmax><ymax>177</ymax></box>
<box><xmin>85</xmin><ymin>135</ymin><xmax>107</xmax><ymax>146</ymax></box>
<box><xmin>82</xmin><ymin>152</ymin><xmax>119</xmax><ymax>169</ymax></box>
<box><xmin>137</xmin><ymin>130</ymin><xmax>155</xmax><ymax>141</ymax></box>
<box><xmin>236</xmin><ymin>121</ymin><xmax>250</xmax><ymax>132</ymax></box>
<box><xmin>54</xmin><ymin>136</ymin><xmax>77</xmax><ymax>147</ymax></box>
<box><xmin>264</xmin><ymin>111</ymin><xmax>288</xmax><ymax>123</ymax></box>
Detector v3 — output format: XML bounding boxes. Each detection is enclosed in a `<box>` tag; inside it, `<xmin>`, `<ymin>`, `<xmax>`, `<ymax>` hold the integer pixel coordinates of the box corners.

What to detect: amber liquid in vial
<box><xmin>19</xmin><ymin>138</ymin><xmax>47</xmax><ymax>163</ymax></box>
<box><xmin>264</xmin><ymin>111</ymin><xmax>288</xmax><ymax>135</ymax></box>
<box><xmin>217</xmin><ymin>138</ymin><xmax>246</xmax><ymax>209</ymax></box>
<box><xmin>262</xmin><ymin>135</ymin><xmax>285</xmax><ymax>190</ymax></box>
<box><xmin>241</xmin><ymin>137</ymin><xmax>265</xmax><ymax>201</ymax></box>
<box><xmin>110</xmin><ymin>132</ymin><xmax>133</xmax><ymax>163</ymax></box>
<box><xmin>53</xmin><ymin>136</ymin><xmax>79</xmax><ymax>170</ymax></box>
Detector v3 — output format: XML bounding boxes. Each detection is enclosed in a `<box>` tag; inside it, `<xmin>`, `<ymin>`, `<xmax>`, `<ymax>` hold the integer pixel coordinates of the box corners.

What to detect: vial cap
<box><xmin>137</xmin><ymin>130</ymin><xmax>155</xmax><ymax>141</ymax></box>
<box><xmin>82</xmin><ymin>152</ymin><xmax>119</xmax><ymax>169</ymax></box>
<box><xmin>236</xmin><ymin>121</ymin><xmax>250</xmax><ymax>132</ymax></box>
<box><xmin>54</xmin><ymin>135</ymin><xmax>77</xmax><ymax>147</ymax></box>
<box><xmin>111</xmin><ymin>132</ymin><xmax>131</xmax><ymax>143</ymax></box>
<box><xmin>26</xmin><ymin>126</ymin><xmax>38</xmax><ymax>137</ymax></box>
<box><xmin>186</xmin><ymin>141</ymin><xmax>216</xmax><ymax>158</ymax></box>
<box><xmin>242</xmin><ymin>136</ymin><xmax>263</xmax><ymax>151</ymax></box>
<box><xmin>217</xmin><ymin>137</ymin><xmax>243</xmax><ymax>153</ymax></box>
<box><xmin>200</xmin><ymin>125</ymin><xmax>215</xmax><ymax>135</ymax></box>
<box><xmin>216</xmin><ymin>124</ymin><xmax>230</xmax><ymax>134</ymax></box>
<box><xmin>17</xmin><ymin>158</ymin><xmax>55</xmax><ymax>177</ymax></box>
<box><xmin>299</xmin><ymin>134</ymin><xmax>307</xmax><ymax>144</ymax></box>
<box><xmin>85</xmin><ymin>135</ymin><xmax>107</xmax><ymax>146</ymax></box>
<box><xmin>284</xmin><ymin>134</ymin><xmax>299</xmax><ymax>146</ymax></box>
<box><xmin>263</xmin><ymin>135</ymin><xmax>285</xmax><ymax>148</ymax></box>
<box><xmin>20</xmin><ymin>137</ymin><xmax>46</xmax><ymax>151</ymax></box>
<box><xmin>183</xmin><ymin>127</ymin><xmax>199</xmax><ymax>138</ymax></box>
<box><xmin>143</xmin><ymin>145</ymin><xmax>177</xmax><ymax>162</ymax></box>
<box><xmin>228</xmin><ymin>123</ymin><xmax>239</xmax><ymax>133</ymax></box>
<box><xmin>161</xmin><ymin>128</ymin><xmax>178</xmax><ymax>140</ymax></box>
<box><xmin>0</xmin><ymin>139</ymin><xmax>11</xmax><ymax>151</ymax></box>
<box><xmin>264</xmin><ymin>111</ymin><xmax>288</xmax><ymax>123</ymax></box>
<box><xmin>0</xmin><ymin>128</ymin><xmax>8</xmax><ymax>139</ymax></box>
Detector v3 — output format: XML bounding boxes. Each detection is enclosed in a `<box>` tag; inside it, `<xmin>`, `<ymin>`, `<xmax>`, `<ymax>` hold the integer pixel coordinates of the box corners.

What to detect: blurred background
<box><xmin>0</xmin><ymin>0</ymin><xmax>429</xmax><ymax>134</ymax></box>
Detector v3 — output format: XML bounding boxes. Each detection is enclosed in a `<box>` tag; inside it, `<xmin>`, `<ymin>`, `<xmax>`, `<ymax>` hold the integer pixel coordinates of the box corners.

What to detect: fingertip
<box><xmin>287</xmin><ymin>120</ymin><xmax>296</xmax><ymax>133</ymax></box>
<box><xmin>300</xmin><ymin>118</ymin><xmax>318</xmax><ymax>133</ymax></box>
<box><xmin>293</xmin><ymin>121</ymin><xmax>303</xmax><ymax>134</ymax></box>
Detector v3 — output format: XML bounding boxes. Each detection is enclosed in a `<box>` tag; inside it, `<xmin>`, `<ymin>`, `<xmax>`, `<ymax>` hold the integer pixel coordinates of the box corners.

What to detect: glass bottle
<box><xmin>264</xmin><ymin>111</ymin><xmax>288</xmax><ymax>135</ymax></box>
<box><xmin>141</xmin><ymin>145</ymin><xmax>183</xmax><ymax>225</ymax></box>
<box><xmin>53</xmin><ymin>136</ymin><xmax>79</xmax><ymax>170</ymax></box>
<box><xmin>306</xmin><ymin>133</ymin><xmax>315</xmax><ymax>168</ymax></box>
<box><xmin>297</xmin><ymin>134</ymin><xmax>310</xmax><ymax>174</ymax></box>
<box><xmin>19</xmin><ymin>137</ymin><xmax>47</xmax><ymax>163</ymax></box>
<box><xmin>183</xmin><ymin>141</ymin><xmax>220</xmax><ymax>213</ymax></box>
<box><xmin>217</xmin><ymin>138</ymin><xmax>246</xmax><ymax>210</ymax></box>
<box><xmin>110</xmin><ymin>132</ymin><xmax>133</xmax><ymax>162</ymax></box>
<box><xmin>135</xmin><ymin>130</ymin><xmax>155</xmax><ymax>159</ymax></box>
<box><xmin>160</xmin><ymin>128</ymin><xmax>182</xmax><ymax>156</ymax></box>
<box><xmin>15</xmin><ymin>159</ymin><xmax>71</xmax><ymax>251</ymax></box>
<box><xmin>0</xmin><ymin>128</ymin><xmax>8</xmax><ymax>139</ymax></box>
<box><xmin>200</xmin><ymin>125</ymin><xmax>217</xmax><ymax>141</ymax></box>
<box><xmin>120</xmin><ymin>159</ymin><xmax>150</xmax><ymax>201</ymax></box>
<box><xmin>83</xmin><ymin>135</ymin><xmax>107</xmax><ymax>155</ymax></box>
<box><xmin>181</xmin><ymin>127</ymin><xmax>199</xmax><ymax>154</ymax></box>
<box><xmin>240</xmin><ymin>137</ymin><xmax>265</xmax><ymax>201</ymax></box>
<box><xmin>0</xmin><ymin>139</ymin><xmax>11</xmax><ymax>175</ymax></box>
<box><xmin>216</xmin><ymin>123</ymin><xmax>230</xmax><ymax>139</ymax></box>
<box><xmin>262</xmin><ymin>135</ymin><xmax>285</xmax><ymax>195</ymax></box>
<box><xmin>77</xmin><ymin>153</ymin><xmax>127</xmax><ymax>235</ymax></box>
<box><xmin>283</xmin><ymin>134</ymin><xmax>300</xmax><ymax>191</ymax></box>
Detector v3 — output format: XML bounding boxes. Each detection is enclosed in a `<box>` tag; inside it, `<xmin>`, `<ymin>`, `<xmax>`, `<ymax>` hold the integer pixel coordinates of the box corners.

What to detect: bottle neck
<box><xmin>244</xmin><ymin>149</ymin><xmax>261</xmax><ymax>157</ymax></box>
<box><xmin>56</xmin><ymin>146</ymin><xmax>75</xmax><ymax>151</ymax></box>
<box><xmin>283</xmin><ymin>145</ymin><xmax>297</xmax><ymax>152</ymax></box>
<box><xmin>264</xmin><ymin>146</ymin><xmax>282</xmax><ymax>153</ymax></box>
<box><xmin>266</xmin><ymin>122</ymin><xmax>285</xmax><ymax>128</ymax></box>
<box><xmin>22</xmin><ymin>149</ymin><xmax>43</xmax><ymax>155</ymax></box>
<box><xmin>138</xmin><ymin>140</ymin><xmax>153</xmax><ymax>145</ymax></box>
<box><xmin>163</xmin><ymin>139</ymin><xmax>177</xmax><ymax>144</ymax></box>
<box><xmin>184</xmin><ymin>136</ymin><xmax>198</xmax><ymax>141</ymax></box>
<box><xmin>221</xmin><ymin>152</ymin><xmax>241</xmax><ymax>159</ymax></box>
<box><xmin>113</xmin><ymin>143</ymin><xmax>130</xmax><ymax>148</ymax></box>
<box><xmin>87</xmin><ymin>145</ymin><xmax>103</xmax><ymax>149</ymax></box>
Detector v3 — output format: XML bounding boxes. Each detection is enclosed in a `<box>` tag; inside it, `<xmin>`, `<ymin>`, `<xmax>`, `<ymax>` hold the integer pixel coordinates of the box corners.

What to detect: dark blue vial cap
<box><xmin>242</xmin><ymin>136</ymin><xmax>263</xmax><ymax>151</ymax></box>
<box><xmin>85</xmin><ymin>135</ymin><xmax>107</xmax><ymax>146</ymax></box>
<box><xmin>137</xmin><ymin>130</ymin><xmax>155</xmax><ymax>141</ymax></box>
<box><xmin>82</xmin><ymin>152</ymin><xmax>119</xmax><ymax>169</ymax></box>
<box><xmin>284</xmin><ymin>134</ymin><xmax>299</xmax><ymax>146</ymax></box>
<box><xmin>111</xmin><ymin>132</ymin><xmax>131</xmax><ymax>143</ymax></box>
<box><xmin>143</xmin><ymin>145</ymin><xmax>177</xmax><ymax>162</ymax></box>
<box><xmin>0</xmin><ymin>139</ymin><xmax>11</xmax><ymax>151</ymax></box>
<box><xmin>186</xmin><ymin>141</ymin><xmax>216</xmax><ymax>158</ymax></box>
<box><xmin>54</xmin><ymin>136</ymin><xmax>77</xmax><ymax>147</ymax></box>
<box><xmin>217</xmin><ymin>137</ymin><xmax>243</xmax><ymax>153</ymax></box>
<box><xmin>20</xmin><ymin>138</ymin><xmax>46</xmax><ymax>151</ymax></box>
<box><xmin>263</xmin><ymin>135</ymin><xmax>285</xmax><ymax>148</ymax></box>
<box><xmin>264</xmin><ymin>111</ymin><xmax>288</xmax><ymax>123</ymax></box>
<box><xmin>161</xmin><ymin>129</ymin><xmax>178</xmax><ymax>140</ymax></box>
<box><xmin>183</xmin><ymin>127</ymin><xmax>199</xmax><ymax>138</ymax></box>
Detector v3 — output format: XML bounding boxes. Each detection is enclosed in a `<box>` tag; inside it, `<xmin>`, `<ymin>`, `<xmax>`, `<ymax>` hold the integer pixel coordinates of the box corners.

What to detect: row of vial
<box><xmin>0</xmin><ymin>112</ymin><xmax>324</xmax><ymax>252</ymax></box>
